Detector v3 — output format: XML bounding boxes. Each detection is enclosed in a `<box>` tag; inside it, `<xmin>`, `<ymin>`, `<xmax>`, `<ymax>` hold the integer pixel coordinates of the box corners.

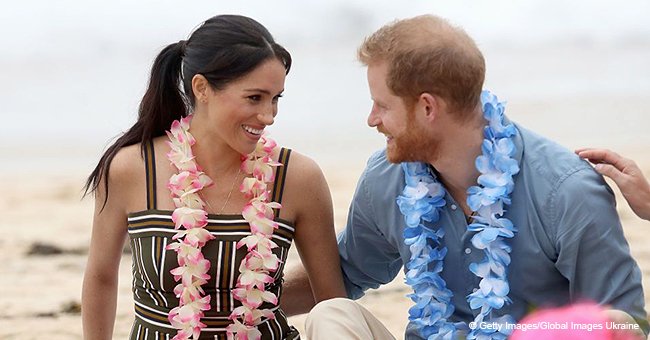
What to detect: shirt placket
<box><xmin>444</xmin><ymin>194</ymin><xmax>483</xmax><ymax>314</ymax></box>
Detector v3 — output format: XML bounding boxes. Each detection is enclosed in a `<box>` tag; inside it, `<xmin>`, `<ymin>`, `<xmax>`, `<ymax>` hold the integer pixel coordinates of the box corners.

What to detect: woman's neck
<box><xmin>189</xmin><ymin>112</ymin><xmax>242</xmax><ymax>177</ymax></box>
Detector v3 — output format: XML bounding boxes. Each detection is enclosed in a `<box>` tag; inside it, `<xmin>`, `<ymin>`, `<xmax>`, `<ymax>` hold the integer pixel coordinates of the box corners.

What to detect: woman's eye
<box><xmin>272</xmin><ymin>94</ymin><xmax>283</xmax><ymax>104</ymax></box>
<box><xmin>248</xmin><ymin>95</ymin><xmax>262</xmax><ymax>102</ymax></box>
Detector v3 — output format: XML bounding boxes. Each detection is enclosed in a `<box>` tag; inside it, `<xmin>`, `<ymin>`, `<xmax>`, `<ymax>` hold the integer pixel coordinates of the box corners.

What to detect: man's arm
<box><xmin>282</xmin><ymin>156</ymin><xmax>404</xmax><ymax>315</ymax></box>
<box><xmin>551</xmin><ymin>166</ymin><xmax>648</xmax><ymax>334</ymax></box>
<box><xmin>336</xmin><ymin>163</ymin><xmax>404</xmax><ymax>300</ymax></box>
<box><xmin>576</xmin><ymin>148</ymin><xmax>650</xmax><ymax>221</ymax></box>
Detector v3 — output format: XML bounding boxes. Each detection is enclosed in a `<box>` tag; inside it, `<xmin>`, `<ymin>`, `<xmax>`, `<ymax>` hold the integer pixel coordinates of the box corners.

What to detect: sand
<box><xmin>1</xmin><ymin>155</ymin><xmax>649</xmax><ymax>339</ymax></box>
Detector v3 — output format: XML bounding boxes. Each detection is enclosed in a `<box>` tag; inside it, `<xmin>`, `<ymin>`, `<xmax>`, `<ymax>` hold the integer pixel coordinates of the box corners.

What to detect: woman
<box><xmin>81</xmin><ymin>15</ymin><xmax>346</xmax><ymax>340</ymax></box>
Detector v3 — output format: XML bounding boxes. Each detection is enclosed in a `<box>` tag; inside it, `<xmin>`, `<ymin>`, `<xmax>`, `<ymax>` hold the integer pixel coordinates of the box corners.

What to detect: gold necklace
<box><xmin>203</xmin><ymin>167</ymin><xmax>242</xmax><ymax>214</ymax></box>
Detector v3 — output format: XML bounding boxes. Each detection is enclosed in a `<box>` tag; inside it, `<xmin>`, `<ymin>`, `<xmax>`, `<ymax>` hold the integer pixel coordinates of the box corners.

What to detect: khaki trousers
<box><xmin>305</xmin><ymin>298</ymin><xmax>397</xmax><ymax>340</ymax></box>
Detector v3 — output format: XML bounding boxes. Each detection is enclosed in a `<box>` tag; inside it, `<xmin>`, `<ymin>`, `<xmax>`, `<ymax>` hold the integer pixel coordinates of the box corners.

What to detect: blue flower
<box><xmin>469</xmin><ymin>261</ymin><xmax>491</xmax><ymax>278</ymax></box>
<box><xmin>487</xmin><ymin>242</ymin><xmax>512</xmax><ymax>267</ymax></box>
<box><xmin>400</xmin><ymin>90</ymin><xmax>519</xmax><ymax>338</ymax></box>
<box><xmin>467</xmin><ymin>185</ymin><xmax>507</xmax><ymax>211</ymax></box>
<box><xmin>471</xmin><ymin>228</ymin><xmax>501</xmax><ymax>249</ymax></box>
<box><xmin>479</xmin><ymin>277</ymin><xmax>510</xmax><ymax>296</ymax></box>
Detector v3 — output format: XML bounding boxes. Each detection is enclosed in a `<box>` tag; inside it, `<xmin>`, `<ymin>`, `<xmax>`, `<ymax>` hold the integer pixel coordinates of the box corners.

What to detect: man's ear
<box><xmin>192</xmin><ymin>74</ymin><xmax>210</xmax><ymax>103</ymax></box>
<box><xmin>419</xmin><ymin>92</ymin><xmax>439</xmax><ymax>122</ymax></box>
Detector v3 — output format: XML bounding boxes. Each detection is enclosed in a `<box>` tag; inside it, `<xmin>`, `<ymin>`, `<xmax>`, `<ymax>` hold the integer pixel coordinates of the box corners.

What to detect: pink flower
<box><xmin>166</xmin><ymin>114</ymin><xmax>223</xmax><ymax>339</ymax></box>
<box><xmin>248</xmin><ymin>219</ymin><xmax>278</xmax><ymax>237</ymax></box>
<box><xmin>170</xmin><ymin>328</ymin><xmax>193</xmax><ymax>340</ymax></box>
<box><xmin>237</xmin><ymin>268</ymin><xmax>274</xmax><ymax>291</ymax></box>
<box><xmin>171</xmin><ymin>238</ymin><xmax>212</xmax><ymax>267</ymax></box>
<box><xmin>172</xmin><ymin>281</ymin><xmax>208</xmax><ymax>304</ymax></box>
<box><xmin>230</xmin><ymin>305</ymin><xmax>276</xmax><ymax>326</ymax></box>
<box><xmin>241</xmin><ymin>149</ymin><xmax>281</xmax><ymax>183</ymax></box>
<box><xmin>258</xmin><ymin>135</ymin><xmax>277</xmax><ymax>154</ymax></box>
<box><xmin>163</xmin><ymin>129</ymin><xmax>283</xmax><ymax>336</ymax></box>
<box><xmin>166</xmin><ymin>240</ymin><xmax>201</xmax><ymax>263</ymax></box>
<box><xmin>254</xmin><ymin>238</ymin><xmax>279</xmax><ymax>257</ymax></box>
<box><xmin>237</xmin><ymin>234</ymin><xmax>278</xmax><ymax>252</ymax></box>
<box><xmin>511</xmin><ymin>303</ymin><xmax>639</xmax><ymax>340</ymax></box>
<box><xmin>168</xmin><ymin>171</ymin><xmax>192</xmax><ymax>196</ymax></box>
<box><xmin>240</xmin><ymin>177</ymin><xmax>267</xmax><ymax>199</ymax></box>
<box><xmin>166</xmin><ymin>142</ymin><xmax>198</xmax><ymax>172</ymax></box>
<box><xmin>170</xmin><ymin>255</ymin><xmax>211</xmax><ymax>285</ymax></box>
<box><xmin>241</xmin><ymin>156</ymin><xmax>281</xmax><ymax>183</ymax></box>
<box><xmin>172</xmin><ymin>207</ymin><xmax>209</xmax><ymax>229</ymax></box>
<box><xmin>242</xmin><ymin>203</ymin><xmax>279</xmax><ymax>236</ymax></box>
<box><xmin>252</xmin><ymin>161</ymin><xmax>274</xmax><ymax>182</ymax></box>
<box><xmin>168</xmin><ymin>296</ymin><xmax>209</xmax><ymax>339</ymax></box>
<box><xmin>169</xmin><ymin>117</ymin><xmax>196</xmax><ymax>145</ymax></box>
<box><xmin>250</xmin><ymin>196</ymin><xmax>281</xmax><ymax>217</ymax></box>
<box><xmin>171</xmin><ymin>226</ymin><xmax>215</xmax><ymax>248</ymax></box>
<box><xmin>233</xmin><ymin>287</ymin><xmax>278</xmax><ymax>309</ymax></box>
<box><xmin>168</xmin><ymin>172</ymin><xmax>213</xmax><ymax>198</ymax></box>
<box><xmin>172</xmin><ymin>192</ymin><xmax>205</xmax><ymax>209</ymax></box>
<box><xmin>240</xmin><ymin>250</ymin><xmax>279</xmax><ymax>272</ymax></box>
<box><xmin>226</xmin><ymin>318</ymin><xmax>262</xmax><ymax>340</ymax></box>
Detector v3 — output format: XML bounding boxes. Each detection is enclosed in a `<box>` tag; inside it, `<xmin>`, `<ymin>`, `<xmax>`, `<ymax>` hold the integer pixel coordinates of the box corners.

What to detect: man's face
<box><xmin>366</xmin><ymin>62</ymin><xmax>439</xmax><ymax>163</ymax></box>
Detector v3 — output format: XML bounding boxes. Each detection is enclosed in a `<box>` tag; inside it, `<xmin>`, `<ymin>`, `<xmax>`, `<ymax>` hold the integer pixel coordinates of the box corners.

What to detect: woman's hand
<box><xmin>576</xmin><ymin>148</ymin><xmax>650</xmax><ymax>221</ymax></box>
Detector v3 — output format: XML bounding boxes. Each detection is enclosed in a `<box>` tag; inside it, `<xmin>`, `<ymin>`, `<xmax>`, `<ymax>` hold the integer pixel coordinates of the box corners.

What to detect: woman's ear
<box><xmin>192</xmin><ymin>74</ymin><xmax>210</xmax><ymax>104</ymax></box>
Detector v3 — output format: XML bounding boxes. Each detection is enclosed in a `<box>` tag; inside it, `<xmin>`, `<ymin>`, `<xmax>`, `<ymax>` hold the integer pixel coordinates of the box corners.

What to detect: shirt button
<box><xmin>464</xmin><ymin>248</ymin><xmax>472</xmax><ymax>254</ymax></box>
<box><xmin>451</xmin><ymin>204</ymin><xmax>457</xmax><ymax>210</ymax></box>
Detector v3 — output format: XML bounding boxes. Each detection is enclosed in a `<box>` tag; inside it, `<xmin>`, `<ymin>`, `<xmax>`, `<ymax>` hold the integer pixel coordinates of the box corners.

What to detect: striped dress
<box><xmin>127</xmin><ymin>141</ymin><xmax>299</xmax><ymax>339</ymax></box>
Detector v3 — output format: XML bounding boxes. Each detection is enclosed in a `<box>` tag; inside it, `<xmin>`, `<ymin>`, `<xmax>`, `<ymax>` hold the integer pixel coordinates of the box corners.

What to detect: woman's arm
<box><xmin>81</xmin><ymin>149</ymin><xmax>135</xmax><ymax>339</ymax></box>
<box><xmin>281</xmin><ymin>152</ymin><xmax>347</xmax><ymax>313</ymax></box>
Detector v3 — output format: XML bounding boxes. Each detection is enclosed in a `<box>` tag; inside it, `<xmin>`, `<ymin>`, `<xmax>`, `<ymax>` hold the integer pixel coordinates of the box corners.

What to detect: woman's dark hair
<box><xmin>84</xmin><ymin>15</ymin><xmax>292</xmax><ymax>209</ymax></box>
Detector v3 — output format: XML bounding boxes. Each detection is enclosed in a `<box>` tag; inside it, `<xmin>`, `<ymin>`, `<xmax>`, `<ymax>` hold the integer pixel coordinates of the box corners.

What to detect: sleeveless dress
<box><xmin>127</xmin><ymin>141</ymin><xmax>300</xmax><ymax>339</ymax></box>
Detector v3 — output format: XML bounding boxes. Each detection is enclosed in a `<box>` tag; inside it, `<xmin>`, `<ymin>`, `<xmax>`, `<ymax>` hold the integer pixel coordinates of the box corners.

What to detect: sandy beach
<box><xmin>1</xmin><ymin>151</ymin><xmax>649</xmax><ymax>339</ymax></box>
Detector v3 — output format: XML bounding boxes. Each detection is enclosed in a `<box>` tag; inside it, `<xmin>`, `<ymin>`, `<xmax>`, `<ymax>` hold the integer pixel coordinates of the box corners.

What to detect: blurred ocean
<box><xmin>1</xmin><ymin>0</ymin><xmax>649</xmax><ymax>174</ymax></box>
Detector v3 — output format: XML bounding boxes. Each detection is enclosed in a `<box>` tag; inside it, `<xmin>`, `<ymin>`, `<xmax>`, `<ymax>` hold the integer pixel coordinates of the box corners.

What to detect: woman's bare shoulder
<box><xmin>282</xmin><ymin>150</ymin><xmax>331</xmax><ymax>210</ymax></box>
<box><xmin>108</xmin><ymin>143</ymin><xmax>145</xmax><ymax>185</ymax></box>
<box><xmin>91</xmin><ymin>143</ymin><xmax>147</xmax><ymax>217</ymax></box>
<box><xmin>284</xmin><ymin>150</ymin><xmax>325</xmax><ymax>185</ymax></box>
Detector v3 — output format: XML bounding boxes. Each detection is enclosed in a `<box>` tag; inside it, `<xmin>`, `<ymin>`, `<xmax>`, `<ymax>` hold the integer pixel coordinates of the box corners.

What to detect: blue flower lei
<box><xmin>397</xmin><ymin>91</ymin><xmax>520</xmax><ymax>339</ymax></box>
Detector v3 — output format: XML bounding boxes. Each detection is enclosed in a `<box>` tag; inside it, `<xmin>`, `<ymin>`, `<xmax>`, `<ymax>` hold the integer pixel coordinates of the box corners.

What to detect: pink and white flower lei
<box><xmin>228</xmin><ymin>132</ymin><xmax>282</xmax><ymax>340</ymax></box>
<box><xmin>164</xmin><ymin>115</ymin><xmax>282</xmax><ymax>340</ymax></box>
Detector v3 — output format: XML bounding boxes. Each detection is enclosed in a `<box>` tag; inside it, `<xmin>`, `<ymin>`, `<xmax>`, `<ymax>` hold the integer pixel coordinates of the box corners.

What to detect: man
<box><xmin>282</xmin><ymin>15</ymin><xmax>648</xmax><ymax>339</ymax></box>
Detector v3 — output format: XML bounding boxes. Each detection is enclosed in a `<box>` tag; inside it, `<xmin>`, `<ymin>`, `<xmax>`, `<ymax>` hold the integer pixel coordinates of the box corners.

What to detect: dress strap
<box><xmin>271</xmin><ymin>148</ymin><xmax>292</xmax><ymax>219</ymax></box>
<box><xmin>144</xmin><ymin>140</ymin><xmax>158</xmax><ymax>210</ymax></box>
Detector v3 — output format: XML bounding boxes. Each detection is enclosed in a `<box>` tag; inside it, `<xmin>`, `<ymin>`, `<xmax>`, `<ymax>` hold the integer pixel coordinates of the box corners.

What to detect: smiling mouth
<box><xmin>377</xmin><ymin>128</ymin><xmax>392</xmax><ymax>141</ymax></box>
<box><xmin>243</xmin><ymin>125</ymin><xmax>264</xmax><ymax>136</ymax></box>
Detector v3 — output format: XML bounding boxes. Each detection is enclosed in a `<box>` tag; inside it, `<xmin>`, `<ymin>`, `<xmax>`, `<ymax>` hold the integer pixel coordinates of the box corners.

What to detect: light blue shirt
<box><xmin>338</xmin><ymin>122</ymin><xmax>648</xmax><ymax>339</ymax></box>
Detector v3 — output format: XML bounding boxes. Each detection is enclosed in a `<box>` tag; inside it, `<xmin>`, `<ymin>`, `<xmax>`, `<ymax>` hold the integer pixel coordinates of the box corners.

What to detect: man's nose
<box><xmin>367</xmin><ymin>104</ymin><xmax>381</xmax><ymax>127</ymax></box>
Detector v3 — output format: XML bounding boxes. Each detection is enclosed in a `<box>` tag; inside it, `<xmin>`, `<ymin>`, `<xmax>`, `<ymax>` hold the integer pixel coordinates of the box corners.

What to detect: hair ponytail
<box><xmin>84</xmin><ymin>40</ymin><xmax>187</xmax><ymax>209</ymax></box>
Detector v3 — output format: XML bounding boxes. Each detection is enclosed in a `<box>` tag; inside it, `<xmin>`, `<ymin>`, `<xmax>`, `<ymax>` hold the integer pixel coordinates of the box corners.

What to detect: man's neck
<box><xmin>429</xmin><ymin>114</ymin><xmax>485</xmax><ymax>215</ymax></box>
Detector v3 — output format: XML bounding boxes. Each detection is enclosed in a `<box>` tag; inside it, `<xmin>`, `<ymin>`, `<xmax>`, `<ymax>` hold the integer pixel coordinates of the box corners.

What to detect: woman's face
<box><xmin>202</xmin><ymin>58</ymin><xmax>286</xmax><ymax>155</ymax></box>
